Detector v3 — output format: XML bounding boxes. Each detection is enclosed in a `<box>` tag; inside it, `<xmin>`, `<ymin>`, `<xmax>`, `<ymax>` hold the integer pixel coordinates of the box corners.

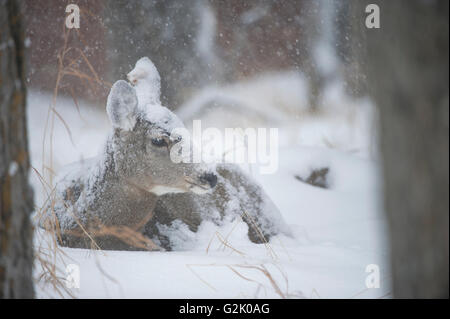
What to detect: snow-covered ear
<box><xmin>106</xmin><ymin>80</ymin><xmax>138</xmax><ymax>131</ymax></box>
<box><xmin>127</xmin><ymin>57</ymin><xmax>161</xmax><ymax>105</ymax></box>
<box><xmin>127</xmin><ymin>57</ymin><xmax>160</xmax><ymax>84</ymax></box>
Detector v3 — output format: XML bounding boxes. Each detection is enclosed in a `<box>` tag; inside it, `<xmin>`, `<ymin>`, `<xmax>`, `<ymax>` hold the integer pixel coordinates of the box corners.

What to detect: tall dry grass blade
<box><xmin>241</xmin><ymin>211</ymin><xmax>278</xmax><ymax>260</ymax></box>
<box><xmin>186</xmin><ymin>264</ymin><xmax>218</xmax><ymax>292</ymax></box>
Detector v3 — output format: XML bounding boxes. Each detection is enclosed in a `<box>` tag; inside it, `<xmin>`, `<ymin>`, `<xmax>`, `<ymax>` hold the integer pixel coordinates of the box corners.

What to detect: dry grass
<box><xmin>197</xmin><ymin>212</ymin><xmax>301</xmax><ymax>298</ymax></box>
<box><xmin>186</xmin><ymin>262</ymin><xmax>304</xmax><ymax>299</ymax></box>
<box><xmin>32</xmin><ymin>15</ymin><xmax>152</xmax><ymax>298</ymax></box>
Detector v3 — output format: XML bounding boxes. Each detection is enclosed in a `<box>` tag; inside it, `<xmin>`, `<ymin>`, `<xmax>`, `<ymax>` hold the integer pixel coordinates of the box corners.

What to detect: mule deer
<box><xmin>41</xmin><ymin>57</ymin><xmax>290</xmax><ymax>251</ymax></box>
<box><xmin>40</xmin><ymin>79</ymin><xmax>217</xmax><ymax>250</ymax></box>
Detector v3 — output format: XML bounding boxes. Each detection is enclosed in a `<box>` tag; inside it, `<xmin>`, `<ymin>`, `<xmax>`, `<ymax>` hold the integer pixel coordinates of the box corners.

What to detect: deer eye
<box><xmin>151</xmin><ymin>137</ymin><xmax>168</xmax><ymax>147</ymax></box>
<box><xmin>172</xmin><ymin>135</ymin><xmax>182</xmax><ymax>143</ymax></box>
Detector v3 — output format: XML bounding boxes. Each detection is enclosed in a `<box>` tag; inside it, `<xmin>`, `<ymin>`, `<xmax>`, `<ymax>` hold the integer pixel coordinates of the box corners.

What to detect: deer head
<box><xmin>106</xmin><ymin>80</ymin><xmax>217</xmax><ymax>196</ymax></box>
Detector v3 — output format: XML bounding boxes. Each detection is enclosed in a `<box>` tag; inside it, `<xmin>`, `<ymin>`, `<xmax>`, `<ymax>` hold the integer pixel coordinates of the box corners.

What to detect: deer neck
<box><xmin>85</xmin><ymin>136</ymin><xmax>159</xmax><ymax>223</ymax></box>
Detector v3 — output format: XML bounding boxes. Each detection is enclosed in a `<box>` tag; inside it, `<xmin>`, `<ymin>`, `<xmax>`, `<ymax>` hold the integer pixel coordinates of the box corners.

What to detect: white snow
<box><xmin>28</xmin><ymin>71</ymin><xmax>390</xmax><ymax>299</ymax></box>
<box><xmin>177</xmin><ymin>71</ymin><xmax>310</xmax><ymax>128</ymax></box>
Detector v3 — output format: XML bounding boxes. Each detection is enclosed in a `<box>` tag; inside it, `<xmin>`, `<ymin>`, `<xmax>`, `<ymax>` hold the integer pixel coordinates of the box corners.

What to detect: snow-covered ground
<box><xmin>28</xmin><ymin>74</ymin><xmax>390</xmax><ymax>299</ymax></box>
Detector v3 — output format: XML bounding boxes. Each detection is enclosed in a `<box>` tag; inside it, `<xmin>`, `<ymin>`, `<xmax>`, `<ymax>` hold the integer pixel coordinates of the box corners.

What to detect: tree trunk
<box><xmin>362</xmin><ymin>0</ymin><xmax>449</xmax><ymax>298</ymax></box>
<box><xmin>0</xmin><ymin>0</ymin><xmax>34</xmax><ymax>298</ymax></box>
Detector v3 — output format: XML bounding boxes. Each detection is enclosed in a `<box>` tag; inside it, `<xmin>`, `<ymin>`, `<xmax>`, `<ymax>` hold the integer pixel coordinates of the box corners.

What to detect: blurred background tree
<box><xmin>360</xmin><ymin>0</ymin><xmax>449</xmax><ymax>298</ymax></box>
<box><xmin>25</xmin><ymin>0</ymin><xmax>359</xmax><ymax>110</ymax></box>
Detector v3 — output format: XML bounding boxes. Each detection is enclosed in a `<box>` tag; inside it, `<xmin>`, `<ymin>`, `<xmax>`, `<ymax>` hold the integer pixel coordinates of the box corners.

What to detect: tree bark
<box><xmin>362</xmin><ymin>0</ymin><xmax>449</xmax><ymax>298</ymax></box>
<box><xmin>0</xmin><ymin>0</ymin><xmax>34</xmax><ymax>298</ymax></box>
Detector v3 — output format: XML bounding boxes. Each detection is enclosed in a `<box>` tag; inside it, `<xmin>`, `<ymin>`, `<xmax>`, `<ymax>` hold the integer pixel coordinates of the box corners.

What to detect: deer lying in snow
<box><xmin>40</xmin><ymin>58</ymin><xmax>290</xmax><ymax>251</ymax></box>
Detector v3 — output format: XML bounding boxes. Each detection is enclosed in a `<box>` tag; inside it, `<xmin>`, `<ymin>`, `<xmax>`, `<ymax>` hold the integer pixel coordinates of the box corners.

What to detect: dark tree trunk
<box><xmin>361</xmin><ymin>0</ymin><xmax>449</xmax><ymax>298</ymax></box>
<box><xmin>0</xmin><ymin>0</ymin><xmax>34</xmax><ymax>299</ymax></box>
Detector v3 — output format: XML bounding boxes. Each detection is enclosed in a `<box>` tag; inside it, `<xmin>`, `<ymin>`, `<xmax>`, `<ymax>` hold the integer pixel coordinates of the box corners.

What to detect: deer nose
<box><xmin>200</xmin><ymin>172</ymin><xmax>217</xmax><ymax>188</ymax></box>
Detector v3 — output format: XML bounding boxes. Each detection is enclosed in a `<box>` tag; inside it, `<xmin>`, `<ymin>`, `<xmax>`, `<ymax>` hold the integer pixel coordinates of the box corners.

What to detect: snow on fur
<box><xmin>127</xmin><ymin>57</ymin><xmax>162</xmax><ymax>109</ymax></box>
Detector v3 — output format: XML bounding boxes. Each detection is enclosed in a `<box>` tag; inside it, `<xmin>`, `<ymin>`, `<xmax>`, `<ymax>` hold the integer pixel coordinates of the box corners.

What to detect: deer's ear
<box><xmin>106</xmin><ymin>80</ymin><xmax>138</xmax><ymax>131</ymax></box>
